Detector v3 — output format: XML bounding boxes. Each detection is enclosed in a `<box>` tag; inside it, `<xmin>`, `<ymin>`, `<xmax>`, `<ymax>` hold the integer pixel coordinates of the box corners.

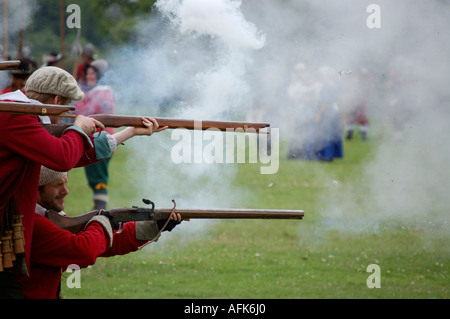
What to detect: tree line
<box><xmin>4</xmin><ymin>0</ymin><xmax>156</xmax><ymax>68</ymax></box>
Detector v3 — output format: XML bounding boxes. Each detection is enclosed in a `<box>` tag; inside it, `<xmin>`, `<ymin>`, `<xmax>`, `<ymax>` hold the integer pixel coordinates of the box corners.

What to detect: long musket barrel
<box><xmin>0</xmin><ymin>101</ymin><xmax>269</xmax><ymax>135</ymax></box>
<box><xmin>117</xmin><ymin>208</ymin><xmax>304</xmax><ymax>221</ymax></box>
<box><xmin>0</xmin><ymin>60</ymin><xmax>21</xmax><ymax>71</ymax></box>
<box><xmin>42</xmin><ymin>114</ymin><xmax>270</xmax><ymax>135</ymax></box>
<box><xmin>47</xmin><ymin>207</ymin><xmax>304</xmax><ymax>234</ymax></box>
<box><xmin>90</xmin><ymin>114</ymin><xmax>270</xmax><ymax>132</ymax></box>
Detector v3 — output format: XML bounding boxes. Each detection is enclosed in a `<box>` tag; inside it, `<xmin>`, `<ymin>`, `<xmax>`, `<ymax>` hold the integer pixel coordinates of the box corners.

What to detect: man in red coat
<box><xmin>16</xmin><ymin>166</ymin><xmax>181</xmax><ymax>299</ymax></box>
<box><xmin>0</xmin><ymin>66</ymin><xmax>168</xmax><ymax>298</ymax></box>
<box><xmin>0</xmin><ymin>66</ymin><xmax>108</xmax><ymax>298</ymax></box>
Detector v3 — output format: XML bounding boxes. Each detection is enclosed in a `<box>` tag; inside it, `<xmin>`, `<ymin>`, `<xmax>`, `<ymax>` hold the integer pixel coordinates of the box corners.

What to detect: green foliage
<box><xmin>19</xmin><ymin>0</ymin><xmax>156</xmax><ymax>66</ymax></box>
<box><xmin>88</xmin><ymin>0</ymin><xmax>157</xmax><ymax>46</ymax></box>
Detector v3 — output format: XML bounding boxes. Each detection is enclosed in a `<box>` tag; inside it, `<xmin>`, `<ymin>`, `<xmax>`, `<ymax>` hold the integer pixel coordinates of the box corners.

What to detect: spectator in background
<box><xmin>75</xmin><ymin>43</ymin><xmax>95</xmax><ymax>92</ymax></box>
<box><xmin>287</xmin><ymin>63</ymin><xmax>322</xmax><ymax>159</ymax></box>
<box><xmin>1</xmin><ymin>58</ymin><xmax>37</xmax><ymax>94</ymax></box>
<box><xmin>72</xmin><ymin>59</ymin><xmax>115</xmax><ymax>210</ymax></box>
<box><xmin>303</xmin><ymin>66</ymin><xmax>343</xmax><ymax>162</ymax></box>
<box><xmin>41</xmin><ymin>52</ymin><xmax>65</xmax><ymax>68</ymax></box>
<box><xmin>343</xmin><ymin>68</ymin><xmax>374</xmax><ymax>141</ymax></box>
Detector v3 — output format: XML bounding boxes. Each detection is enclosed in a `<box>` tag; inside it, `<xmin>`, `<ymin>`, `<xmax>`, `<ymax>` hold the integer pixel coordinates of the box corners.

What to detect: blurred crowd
<box><xmin>1</xmin><ymin>43</ymin><xmax>99</xmax><ymax>94</ymax></box>
<box><xmin>284</xmin><ymin>61</ymin><xmax>412</xmax><ymax>162</ymax></box>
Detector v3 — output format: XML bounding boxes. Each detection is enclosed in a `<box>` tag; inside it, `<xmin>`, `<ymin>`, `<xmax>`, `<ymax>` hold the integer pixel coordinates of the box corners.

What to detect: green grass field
<box><xmin>61</xmin><ymin>129</ymin><xmax>449</xmax><ymax>299</ymax></box>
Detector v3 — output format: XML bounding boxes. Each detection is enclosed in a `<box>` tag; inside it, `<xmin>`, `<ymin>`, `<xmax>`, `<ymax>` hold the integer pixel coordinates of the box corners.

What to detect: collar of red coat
<box><xmin>0</xmin><ymin>89</ymin><xmax>51</xmax><ymax>124</ymax></box>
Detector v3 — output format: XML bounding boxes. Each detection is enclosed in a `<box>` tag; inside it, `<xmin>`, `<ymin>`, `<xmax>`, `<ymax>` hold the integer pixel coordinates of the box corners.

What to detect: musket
<box><xmin>45</xmin><ymin>114</ymin><xmax>270</xmax><ymax>136</ymax></box>
<box><xmin>46</xmin><ymin>199</ymin><xmax>304</xmax><ymax>234</ymax></box>
<box><xmin>0</xmin><ymin>101</ymin><xmax>270</xmax><ymax>135</ymax></box>
<box><xmin>0</xmin><ymin>60</ymin><xmax>21</xmax><ymax>71</ymax></box>
<box><xmin>0</xmin><ymin>101</ymin><xmax>75</xmax><ymax>116</ymax></box>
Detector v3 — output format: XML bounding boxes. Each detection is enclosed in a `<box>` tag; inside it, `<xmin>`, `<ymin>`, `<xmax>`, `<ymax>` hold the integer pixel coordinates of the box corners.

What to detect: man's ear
<box><xmin>45</xmin><ymin>95</ymin><xmax>58</xmax><ymax>105</ymax></box>
<box><xmin>54</xmin><ymin>95</ymin><xmax>71</xmax><ymax>106</ymax></box>
<box><xmin>49</xmin><ymin>97</ymin><xmax>61</xmax><ymax>123</ymax></box>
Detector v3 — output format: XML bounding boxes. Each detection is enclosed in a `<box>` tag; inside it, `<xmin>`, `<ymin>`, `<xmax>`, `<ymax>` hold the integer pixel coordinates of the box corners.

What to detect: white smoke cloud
<box><xmin>103</xmin><ymin>0</ymin><xmax>449</xmax><ymax>237</ymax></box>
<box><xmin>0</xmin><ymin>0</ymin><xmax>38</xmax><ymax>86</ymax></box>
<box><xmin>104</xmin><ymin>0</ymin><xmax>265</xmax><ymax>213</ymax></box>
<box><xmin>246</xmin><ymin>0</ymin><xmax>450</xmax><ymax>234</ymax></box>
<box><xmin>0</xmin><ymin>0</ymin><xmax>37</xmax><ymax>35</ymax></box>
<box><xmin>157</xmin><ymin>0</ymin><xmax>265</xmax><ymax>51</ymax></box>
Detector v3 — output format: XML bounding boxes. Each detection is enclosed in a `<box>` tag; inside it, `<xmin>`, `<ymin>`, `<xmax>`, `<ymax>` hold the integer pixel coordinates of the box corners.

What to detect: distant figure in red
<box><xmin>343</xmin><ymin>68</ymin><xmax>374</xmax><ymax>141</ymax></box>
<box><xmin>73</xmin><ymin>59</ymin><xmax>115</xmax><ymax>210</ymax></box>
<box><xmin>75</xmin><ymin>43</ymin><xmax>95</xmax><ymax>92</ymax></box>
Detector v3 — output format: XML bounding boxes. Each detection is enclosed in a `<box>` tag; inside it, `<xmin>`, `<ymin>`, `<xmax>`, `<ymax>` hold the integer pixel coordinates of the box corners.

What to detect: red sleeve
<box><xmin>3</xmin><ymin>114</ymin><xmax>93</xmax><ymax>171</ymax></box>
<box><xmin>77</xmin><ymin>63</ymin><xmax>85</xmax><ymax>81</ymax></box>
<box><xmin>101</xmin><ymin>222</ymin><xmax>148</xmax><ymax>257</ymax></box>
<box><xmin>30</xmin><ymin>214</ymin><xmax>109</xmax><ymax>269</ymax></box>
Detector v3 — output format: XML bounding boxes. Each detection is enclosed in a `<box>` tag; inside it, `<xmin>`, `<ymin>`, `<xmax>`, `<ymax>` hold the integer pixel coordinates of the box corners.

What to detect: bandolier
<box><xmin>0</xmin><ymin>60</ymin><xmax>26</xmax><ymax>273</ymax></box>
<box><xmin>0</xmin><ymin>198</ymin><xmax>25</xmax><ymax>272</ymax></box>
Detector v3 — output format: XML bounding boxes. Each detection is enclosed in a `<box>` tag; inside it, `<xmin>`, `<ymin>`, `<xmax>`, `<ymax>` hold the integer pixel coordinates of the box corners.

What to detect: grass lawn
<box><xmin>61</xmin><ymin>129</ymin><xmax>449</xmax><ymax>299</ymax></box>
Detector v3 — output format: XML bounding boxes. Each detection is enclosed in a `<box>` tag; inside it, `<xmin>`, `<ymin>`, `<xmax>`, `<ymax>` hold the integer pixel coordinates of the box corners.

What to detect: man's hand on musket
<box><xmin>74</xmin><ymin>115</ymin><xmax>105</xmax><ymax>135</ymax></box>
<box><xmin>157</xmin><ymin>210</ymin><xmax>184</xmax><ymax>232</ymax></box>
<box><xmin>171</xmin><ymin>211</ymin><xmax>187</xmax><ymax>222</ymax></box>
<box><xmin>134</xmin><ymin>117</ymin><xmax>168</xmax><ymax>136</ymax></box>
<box><xmin>112</xmin><ymin>117</ymin><xmax>168</xmax><ymax>145</ymax></box>
<box><xmin>135</xmin><ymin>209</ymin><xmax>184</xmax><ymax>243</ymax></box>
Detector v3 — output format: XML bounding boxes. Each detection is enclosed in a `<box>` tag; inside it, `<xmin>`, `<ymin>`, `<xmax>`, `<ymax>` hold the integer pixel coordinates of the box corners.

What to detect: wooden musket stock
<box><xmin>43</xmin><ymin>114</ymin><xmax>270</xmax><ymax>136</ymax></box>
<box><xmin>92</xmin><ymin>114</ymin><xmax>270</xmax><ymax>132</ymax></box>
<box><xmin>0</xmin><ymin>101</ymin><xmax>269</xmax><ymax>136</ymax></box>
<box><xmin>0</xmin><ymin>101</ymin><xmax>75</xmax><ymax>116</ymax></box>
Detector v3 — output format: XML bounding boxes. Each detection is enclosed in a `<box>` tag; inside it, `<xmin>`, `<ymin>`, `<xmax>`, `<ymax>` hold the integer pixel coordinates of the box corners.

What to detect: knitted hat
<box><xmin>39</xmin><ymin>166</ymin><xmax>68</xmax><ymax>186</ymax></box>
<box><xmin>24</xmin><ymin>66</ymin><xmax>84</xmax><ymax>101</ymax></box>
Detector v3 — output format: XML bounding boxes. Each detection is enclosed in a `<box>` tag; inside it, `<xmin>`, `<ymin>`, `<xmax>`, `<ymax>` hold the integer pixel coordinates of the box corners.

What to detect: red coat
<box><xmin>73</xmin><ymin>85</ymin><xmax>115</xmax><ymax>135</ymax></box>
<box><xmin>1</xmin><ymin>87</ymin><xmax>26</xmax><ymax>94</ymax></box>
<box><xmin>16</xmin><ymin>214</ymin><xmax>147</xmax><ymax>299</ymax></box>
<box><xmin>0</xmin><ymin>112</ymin><xmax>97</xmax><ymax>274</ymax></box>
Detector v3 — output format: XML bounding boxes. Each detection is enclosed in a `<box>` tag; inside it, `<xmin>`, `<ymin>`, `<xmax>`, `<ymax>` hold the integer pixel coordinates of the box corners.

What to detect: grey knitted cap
<box><xmin>39</xmin><ymin>166</ymin><xmax>68</xmax><ymax>186</ymax></box>
<box><xmin>25</xmin><ymin>66</ymin><xmax>84</xmax><ymax>101</ymax></box>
